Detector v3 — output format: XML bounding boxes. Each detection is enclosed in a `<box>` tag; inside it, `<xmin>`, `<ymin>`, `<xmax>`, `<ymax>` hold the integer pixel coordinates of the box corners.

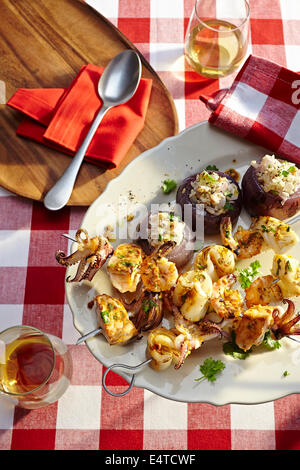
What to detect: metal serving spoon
<box><xmin>44</xmin><ymin>50</ymin><xmax>142</xmax><ymax>211</ymax></box>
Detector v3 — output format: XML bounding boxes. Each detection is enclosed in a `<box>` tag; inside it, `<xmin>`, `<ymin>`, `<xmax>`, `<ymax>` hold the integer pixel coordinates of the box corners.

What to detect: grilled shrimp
<box><xmin>107</xmin><ymin>243</ymin><xmax>144</xmax><ymax>293</ymax></box>
<box><xmin>251</xmin><ymin>216</ymin><xmax>298</xmax><ymax>254</ymax></box>
<box><xmin>173</xmin><ymin>269</ymin><xmax>212</xmax><ymax>322</ymax></box>
<box><xmin>234</xmin><ymin>227</ymin><xmax>264</xmax><ymax>259</ymax></box>
<box><xmin>210</xmin><ymin>274</ymin><xmax>244</xmax><ymax>319</ymax></box>
<box><xmin>140</xmin><ymin>241</ymin><xmax>178</xmax><ymax>292</ymax></box>
<box><xmin>245</xmin><ymin>275</ymin><xmax>283</xmax><ymax>308</ymax></box>
<box><xmin>271</xmin><ymin>254</ymin><xmax>300</xmax><ymax>297</ymax></box>
<box><xmin>194</xmin><ymin>244</ymin><xmax>236</xmax><ymax>281</ymax></box>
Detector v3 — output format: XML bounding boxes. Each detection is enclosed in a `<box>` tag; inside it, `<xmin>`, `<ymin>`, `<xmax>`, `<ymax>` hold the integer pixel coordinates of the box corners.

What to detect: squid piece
<box><xmin>271</xmin><ymin>254</ymin><xmax>300</xmax><ymax>297</ymax></box>
<box><xmin>272</xmin><ymin>299</ymin><xmax>300</xmax><ymax>339</ymax></box>
<box><xmin>140</xmin><ymin>241</ymin><xmax>178</xmax><ymax>292</ymax></box>
<box><xmin>147</xmin><ymin>328</ymin><xmax>181</xmax><ymax>371</ymax></box>
<box><xmin>92</xmin><ymin>294</ymin><xmax>138</xmax><ymax>345</ymax></box>
<box><xmin>132</xmin><ymin>291</ymin><xmax>164</xmax><ymax>332</ymax></box>
<box><xmin>107</xmin><ymin>243</ymin><xmax>144</xmax><ymax>293</ymax></box>
<box><xmin>56</xmin><ymin>229</ymin><xmax>113</xmax><ymax>282</ymax></box>
<box><xmin>173</xmin><ymin>269</ymin><xmax>212</xmax><ymax>322</ymax></box>
<box><xmin>194</xmin><ymin>244</ymin><xmax>236</xmax><ymax>281</ymax></box>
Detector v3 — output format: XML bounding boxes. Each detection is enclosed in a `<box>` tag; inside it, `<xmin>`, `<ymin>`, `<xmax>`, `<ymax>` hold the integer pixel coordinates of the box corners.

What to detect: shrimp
<box><xmin>173</xmin><ymin>269</ymin><xmax>212</xmax><ymax>322</ymax></box>
<box><xmin>220</xmin><ymin>217</ymin><xmax>240</xmax><ymax>254</ymax></box>
<box><xmin>194</xmin><ymin>244</ymin><xmax>236</xmax><ymax>281</ymax></box>
<box><xmin>234</xmin><ymin>227</ymin><xmax>264</xmax><ymax>259</ymax></box>
<box><xmin>140</xmin><ymin>241</ymin><xmax>178</xmax><ymax>292</ymax></box>
<box><xmin>244</xmin><ymin>275</ymin><xmax>283</xmax><ymax>308</ymax></box>
<box><xmin>271</xmin><ymin>254</ymin><xmax>300</xmax><ymax>297</ymax></box>
<box><xmin>251</xmin><ymin>216</ymin><xmax>298</xmax><ymax>254</ymax></box>
<box><xmin>210</xmin><ymin>274</ymin><xmax>244</xmax><ymax>319</ymax></box>
<box><xmin>107</xmin><ymin>243</ymin><xmax>144</xmax><ymax>293</ymax></box>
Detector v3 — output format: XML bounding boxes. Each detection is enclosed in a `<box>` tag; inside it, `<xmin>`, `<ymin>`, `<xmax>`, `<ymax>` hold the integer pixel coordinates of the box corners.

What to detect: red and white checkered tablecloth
<box><xmin>1</xmin><ymin>0</ymin><xmax>300</xmax><ymax>451</ymax></box>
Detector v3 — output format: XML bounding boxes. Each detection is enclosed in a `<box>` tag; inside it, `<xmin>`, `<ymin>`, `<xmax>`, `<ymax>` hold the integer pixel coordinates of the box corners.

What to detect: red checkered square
<box><xmin>0</xmin><ymin>429</ymin><xmax>12</xmax><ymax>450</ymax></box>
<box><xmin>118</xmin><ymin>18</ymin><xmax>150</xmax><ymax>43</ymax></box>
<box><xmin>99</xmin><ymin>429</ymin><xmax>143</xmax><ymax>450</ymax></box>
<box><xmin>22</xmin><ymin>304</ymin><xmax>64</xmax><ymax>337</ymax></box>
<box><xmin>185</xmin><ymin>71</ymin><xmax>219</xmax><ymax>100</ymax></box>
<box><xmin>248</xmin><ymin>0</ymin><xmax>281</xmax><ymax>19</ymax></box>
<box><xmin>70</xmin><ymin>345</ymin><xmax>102</xmax><ymax>386</ymax></box>
<box><xmin>27</xmin><ymin>230</ymin><xmax>68</xmax><ymax>267</ymax></box>
<box><xmin>11</xmin><ymin>429</ymin><xmax>56</xmax><ymax>450</ymax></box>
<box><xmin>143</xmin><ymin>430</ymin><xmax>187</xmax><ymax>450</ymax></box>
<box><xmin>188</xmin><ymin>429</ymin><xmax>231</xmax><ymax>450</ymax></box>
<box><xmin>100</xmin><ymin>386</ymin><xmax>144</xmax><ymax>429</ymax></box>
<box><xmin>69</xmin><ymin>206</ymin><xmax>88</xmax><ymax>230</ymax></box>
<box><xmin>0</xmin><ymin>196</ymin><xmax>32</xmax><ymax>230</ymax></box>
<box><xmin>13</xmin><ymin>403</ymin><xmax>58</xmax><ymax>429</ymax></box>
<box><xmin>185</xmin><ymin>99</ymin><xmax>212</xmax><ymax>127</ymax></box>
<box><xmin>55</xmin><ymin>429</ymin><xmax>100</xmax><ymax>450</ymax></box>
<box><xmin>275</xmin><ymin>430</ymin><xmax>300</xmax><ymax>450</ymax></box>
<box><xmin>31</xmin><ymin>201</ymin><xmax>70</xmax><ymax>231</ymax></box>
<box><xmin>231</xmin><ymin>430</ymin><xmax>275</xmax><ymax>450</ymax></box>
<box><xmin>274</xmin><ymin>395</ymin><xmax>300</xmax><ymax>430</ymax></box>
<box><xmin>118</xmin><ymin>0</ymin><xmax>150</xmax><ymax>18</ymax></box>
<box><xmin>256</xmin><ymin>96</ymin><xmax>297</xmax><ymax>138</ymax></box>
<box><xmin>247</xmin><ymin>120</ymin><xmax>284</xmax><ymax>150</ymax></box>
<box><xmin>24</xmin><ymin>267</ymin><xmax>66</xmax><ymax>305</ymax></box>
<box><xmin>0</xmin><ymin>267</ymin><xmax>27</xmax><ymax>304</ymax></box>
<box><xmin>102</xmin><ymin>366</ymin><xmax>128</xmax><ymax>386</ymax></box>
<box><xmin>251</xmin><ymin>45</ymin><xmax>286</xmax><ymax>67</ymax></box>
<box><xmin>150</xmin><ymin>18</ymin><xmax>183</xmax><ymax>43</ymax></box>
<box><xmin>188</xmin><ymin>403</ymin><xmax>231</xmax><ymax>429</ymax></box>
<box><xmin>213</xmin><ymin>107</ymin><xmax>254</xmax><ymax>138</ymax></box>
<box><xmin>251</xmin><ymin>19</ymin><xmax>284</xmax><ymax>45</ymax></box>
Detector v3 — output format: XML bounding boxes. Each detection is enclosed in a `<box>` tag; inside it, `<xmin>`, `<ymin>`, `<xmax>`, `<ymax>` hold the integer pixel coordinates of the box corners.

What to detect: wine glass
<box><xmin>185</xmin><ymin>0</ymin><xmax>250</xmax><ymax>78</ymax></box>
<box><xmin>0</xmin><ymin>325</ymin><xmax>72</xmax><ymax>409</ymax></box>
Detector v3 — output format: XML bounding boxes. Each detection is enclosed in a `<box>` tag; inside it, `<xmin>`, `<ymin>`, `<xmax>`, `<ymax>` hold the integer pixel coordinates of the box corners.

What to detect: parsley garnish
<box><xmin>205</xmin><ymin>164</ymin><xmax>219</xmax><ymax>171</ymax></box>
<box><xmin>122</xmin><ymin>261</ymin><xmax>134</xmax><ymax>267</ymax></box>
<box><xmin>142</xmin><ymin>298</ymin><xmax>157</xmax><ymax>314</ymax></box>
<box><xmin>162</xmin><ymin>179</ymin><xmax>177</xmax><ymax>194</ymax></box>
<box><xmin>238</xmin><ymin>260</ymin><xmax>261</xmax><ymax>289</ymax></box>
<box><xmin>194</xmin><ymin>357</ymin><xmax>226</xmax><ymax>383</ymax></box>
<box><xmin>223</xmin><ymin>331</ymin><xmax>251</xmax><ymax>360</ymax></box>
<box><xmin>283</xmin><ymin>370</ymin><xmax>290</xmax><ymax>377</ymax></box>
<box><xmin>263</xmin><ymin>331</ymin><xmax>281</xmax><ymax>350</ymax></box>
<box><xmin>224</xmin><ymin>201</ymin><xmax>234</xmax><ymax>211</ymax></box>
<box><xmin>282</xmin><ymin>166</ymin><xmax>295</xmax><ymax>177</ymax></box>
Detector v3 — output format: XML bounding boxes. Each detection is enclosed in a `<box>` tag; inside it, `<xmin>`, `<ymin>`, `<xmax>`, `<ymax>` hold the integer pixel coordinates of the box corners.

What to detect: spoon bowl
<box><xmin>44</xmin><ymin>50</ymin><xmax>142</xmax><ymax>211</ymax></box>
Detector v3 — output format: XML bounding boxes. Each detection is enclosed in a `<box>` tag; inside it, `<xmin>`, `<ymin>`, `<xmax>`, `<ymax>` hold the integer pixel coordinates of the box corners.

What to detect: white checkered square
<box><xmin>231</xmin><ymin>402</ymin><xmax>275</xmax><ymax>430</ymax></box>
<box><xmin>285</xmin><ymin>110</ymin><xmax>300</xmax><ymax>147</ymax></box>
<box><xmin>62</xmin><ymin>303</ymin><xmax>80</xmax><ymax>345</ymax></box>
<box><xmin>56</xmin><ymin>385</ymin><xmax>101</xmax><ymax>429</ymax></box>
<box><xmin>225</xmin><ymin>82</ymin><xmax>268</xmax><ymax>120</ymax></box>
<box><xmin>0</xmin><ymin>230</ymin><xmax>30</xmax><ymax>267</ymax></box>
<box><xmin>0</xmin><ymin>397</ymin><xmax>16</xmax><ymax>430</ymax></box>
<box><xmin>216</xmin><ymin>0</ymin><xmax>249</xmax><ymax>19</ymax></box>
<box><xmin>143</xmin><ymin>390</ymin><xmax>187</xmax><ymax>430</ymax></box>
<box><xmin>150</xmin><ymin>0</ymin><xmax>183</xmax><ymax>18</ymax></box>
<box><xmin>150</xmin><ymin>43</ymin><xmax>185</xmax><ymax>71</ymax></box>
<box><xmin>280</xmin><ymin>0</ymin><xmax>300</xmax><ymax>20</ymax></box>
<box><xmin>285</xmin><ymin>45</ymin><xmax>300</xmax><ymax>72</ymax></box>
<box><xmin>86</xmin><ymin>0</ymin><xmax>119</xmax><ymax>19</ymax></box>
<box><xmin>0</xmin><ymin>304</ymin><xmax>23</xmax><ymax>330</ymax></box>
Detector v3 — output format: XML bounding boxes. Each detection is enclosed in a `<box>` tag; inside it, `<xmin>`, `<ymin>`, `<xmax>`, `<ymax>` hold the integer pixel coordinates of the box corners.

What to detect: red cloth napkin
<box><xmin>200</xmin><ymin>55</ymin><xmax>300</xmax><ymax>163</ymax></box>
<box><xmin>7</xmin><ymin>64</ymin><xmax>152</xmax><ymax>169</ymax></box>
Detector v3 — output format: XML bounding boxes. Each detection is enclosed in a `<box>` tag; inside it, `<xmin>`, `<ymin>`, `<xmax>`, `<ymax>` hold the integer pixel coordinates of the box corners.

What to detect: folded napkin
<box><xmin>200</xmin><ymin>55</ymin><xmax>300</xmax><ymax>163</ymax></box>
<box><xmin>7</xmin><ymin>64</ymin><xmax>152</xmax><ymax>169</ymax></box>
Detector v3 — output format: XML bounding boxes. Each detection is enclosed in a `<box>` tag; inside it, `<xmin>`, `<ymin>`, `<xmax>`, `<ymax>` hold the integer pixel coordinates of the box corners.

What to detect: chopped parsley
<box><xmin>205</xmin><ymin>164</ymin><xmax>219</xmax><ymax>171</ymax></box>
<box><xmin>282</xmin><ymin>166</ymin><xmax>296</xmax><ymax>177</ymax></box>
<box><xmin>122</xmin><ymin>261</ymin><xmax>134</xmax><ymax>267</ymax></box>
<box><xmin>238</xmin><ymin>260</ymin><xmax>261</xmax><ymax>289</ymax></box>
<box><xmin>261</xmin><ymin>224</ymin><xmax>276</xmax><ymax>233</ymax></box>
<box><xmin>223</xmin><ymin>331</ymin><xmax>251</xmax><ymax>360</ymax></box>
<box><xmin>224</xmin><ymin>201</ymin><xmax>234</xmax><ymax>211</ymax></box>
<box><xmin>194</xmin><ymin>357</ymin><xmax>226</xmax><ymax>383</ymax></box>
<box><xmin>283</xmin><ymin>370</ymin><xmax>290</xmax><ymax>377</ymax></box>
<box><xmin>100</xmin><ymin>310</ymin><xmax>110</xmax><ymax>324</ymax></box>
<box><xmin>263</xmin><ymin>331</ymin><xmax>281</xmax><ymax>350</ymax></box>
<box><xmin>142</xmin><ymin>298</ymin><xmax>157</xmax><ymax>314</ymax></box>
<box><xmin>162</xmin><ymin>179</ymin><xmax>177</xmax><ymax>194</ymax></box>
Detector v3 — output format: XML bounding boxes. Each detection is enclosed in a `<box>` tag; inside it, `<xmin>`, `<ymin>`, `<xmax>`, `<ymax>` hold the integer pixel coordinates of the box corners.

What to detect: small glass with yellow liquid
<box><xmin>0</xmin><ymin>325</ymin><xmax>72</xmax><ymax>409</ymax></box>
<box><xmin>185</xmin><ymin>0</ymin><xmax>250</xmax><ymax>78</ymax></box>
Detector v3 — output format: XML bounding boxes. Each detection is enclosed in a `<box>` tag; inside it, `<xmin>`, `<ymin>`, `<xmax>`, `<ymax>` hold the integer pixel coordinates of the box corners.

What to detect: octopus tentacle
<box><xmin>271</xmin><ymin>299</ymin><xmax>300</xmax><ymax>338</ymax></box>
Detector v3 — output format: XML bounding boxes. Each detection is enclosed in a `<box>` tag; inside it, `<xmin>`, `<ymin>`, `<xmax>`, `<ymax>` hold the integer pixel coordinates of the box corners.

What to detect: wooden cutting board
<box><xmin>0</xmin><ymin>0</ymin><xmax>178</xmax><ymax>206</ymax></box>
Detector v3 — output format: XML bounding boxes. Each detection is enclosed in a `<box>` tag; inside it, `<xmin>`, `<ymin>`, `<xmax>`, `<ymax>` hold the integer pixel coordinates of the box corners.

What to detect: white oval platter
<box><xmin>65</xmin><ymin>122</ymin><xmax>300</xmax><ymax>405</ymax></box>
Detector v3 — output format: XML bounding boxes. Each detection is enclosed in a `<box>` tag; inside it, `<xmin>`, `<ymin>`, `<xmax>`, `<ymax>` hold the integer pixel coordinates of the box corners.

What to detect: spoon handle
<box><xmin>44</xmin><ymin>105</ymin><xmax>110</xmax><ymax>211</ymax></box>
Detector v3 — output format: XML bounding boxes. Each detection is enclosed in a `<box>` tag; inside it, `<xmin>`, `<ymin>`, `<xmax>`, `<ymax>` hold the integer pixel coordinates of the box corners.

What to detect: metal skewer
<box><xmin>76</xmin><ymin>327</ymin><xmax>102</xmax><ymax>345</ymax></box>
<box><xmin>62</xmin><ymin>233</ymin><xmax>77</xmax><ymax>243</ymax></box>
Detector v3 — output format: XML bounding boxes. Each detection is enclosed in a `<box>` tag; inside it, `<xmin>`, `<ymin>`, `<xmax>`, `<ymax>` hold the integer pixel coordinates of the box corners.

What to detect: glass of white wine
<box><xmin>0</xmin><ymin>325</ymin><xmax>72</xmax><ymax>409</ymax></box>
<box><xmin>185</xmin><ymin>0</ymin><xmax>250</xmax><ymax>79</ymax></box>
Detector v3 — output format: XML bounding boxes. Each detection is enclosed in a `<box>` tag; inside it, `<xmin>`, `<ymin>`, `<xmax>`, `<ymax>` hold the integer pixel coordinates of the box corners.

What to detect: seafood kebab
<box><xmin>56</xmin><ymin>211</ymin><xmax>300</xmax><ymax>372</ymax></box>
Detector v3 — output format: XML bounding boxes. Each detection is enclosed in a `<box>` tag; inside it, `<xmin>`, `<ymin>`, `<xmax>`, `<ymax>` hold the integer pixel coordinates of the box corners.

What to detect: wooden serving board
<box><xmin>0</xmin><ymin>0</ymin><xmax>178</xmax><ymax>206</ymax></box>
